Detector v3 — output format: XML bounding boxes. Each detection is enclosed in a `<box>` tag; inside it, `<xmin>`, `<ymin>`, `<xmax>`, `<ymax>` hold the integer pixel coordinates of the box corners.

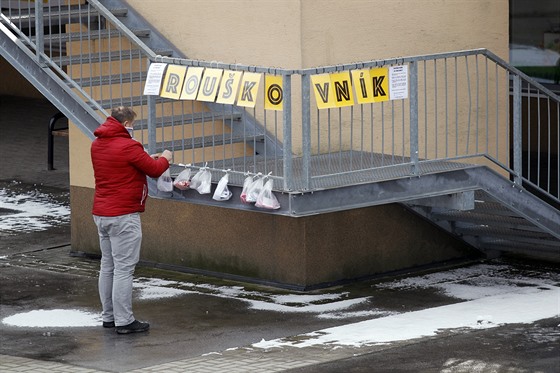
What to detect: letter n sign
<box><xmin>330</xmin><ymin>71</ymin><xmax>354</xmax><ymax>107</ymax></box>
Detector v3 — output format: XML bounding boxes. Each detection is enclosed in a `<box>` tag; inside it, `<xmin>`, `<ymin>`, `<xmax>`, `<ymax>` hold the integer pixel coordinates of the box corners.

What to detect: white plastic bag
<box><xmin>189</xmin><ymin>168</ymin><xmax>203</xmax><ymax>190</ymax></box>
<box><xmin>157</xmin><ymin>169</ymin><xmax>173</xmax><ymax>192</ymax></box>
<box><xmin>212</xmin><ymin>173</ymin><xmax>232</xmax><ymax>201</ymax></box>
<box><xmin>193</xmin><ymin>168</ymin><xmax>212</xmax><ymax>194</ymax></box>
<box><xmin>173</xmin><ymin>167</ymin><xmax>191</xmax><ymax>190</ymax></box>
<box><xmin>240</xmin><ymin>175</ymin><xmax>253</xmax><ymax>204</ymax></box>
<box><xmin>256</xmin><ymin>179</ymin><xmax>280</xmax><ymax>209</ymax></box>
<box><xmin>246</xmin><ymin>176</ymin><xmax>264</xmax><ymax>203</ymax></box>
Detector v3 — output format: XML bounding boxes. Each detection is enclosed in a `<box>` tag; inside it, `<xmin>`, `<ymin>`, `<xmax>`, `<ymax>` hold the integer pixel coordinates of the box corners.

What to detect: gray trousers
<box><xmin>93</xmin><ymin>213</ymin><xmax>142</xmax><ymax>326</ymax></box>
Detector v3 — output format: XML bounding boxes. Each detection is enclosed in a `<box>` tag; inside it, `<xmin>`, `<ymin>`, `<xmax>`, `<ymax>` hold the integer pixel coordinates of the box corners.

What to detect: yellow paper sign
<box><xmin>311</xmin><ymin>73</ymin><xmax>335</xmax><ymax>109</ymax></box>
<box><xmin>330</xmin><ymin>71</ymin><xmax>354</xmax><ymax>107</ymax></box>
<box><xmin>351</xmin><ymin>69</ymin><xmax>375</xmax><ymax>104</ymax></box>
<box><xmin>264</xmin><ymin>75</ymin><xmax>283</xmax><ymax>111</ymax></box>
<box><xmin>369</xmin><ymin>67</ymin><xmax>389</xmax><ymax>102</ymax></box>
<box><xmin>216</xmin><ymin>70</ymin><xmax>243</xmax><ymax>105</ymax></box>
<box><xmin>180</xmin><ymin>66</ymin><xmax>204</xmax><ymax>100</ymax></box>
<box><xmin>237</xmin><ymin>72</ymin><xmax>261</xmax><ymax>108</ymax></box>
<box><xmin>197</xmin><ymin>68</ymin><xmax>223</xmax><ymax>102</ymax></box>
<box><xmin>160</xmin><ymin>65</ymin><xmax>187</xmax><ymax>100</ymax></box>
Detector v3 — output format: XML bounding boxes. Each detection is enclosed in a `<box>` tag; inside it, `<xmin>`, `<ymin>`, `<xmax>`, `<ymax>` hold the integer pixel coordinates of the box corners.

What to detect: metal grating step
<box><xmin>37</xmin><ymin>28</ymin><xmax>151</xmax><ymax>45</ymax></box>
<box><xmin>93</xmin><ymin>93</ymin><xmax>179</xmax><ymax>109</ymax></box>
<box><xmin>481</xmin><ymin>240</ymin><xmax>560</xmax><ymax>254</ymax></box>
<box><xmin>431</xmin><ymin>210</ymin><xmax>544</xmax><ymax>233</ymax></box>
<box><xmin>72</xmin><ymin>71</ymin><xmax>146</xmax><ymax>87</ymax></box>
<box><xmin>133</xmin><ymin>112</ymin><xmax>243</xmax><ymax>129</ymax></box>
<box><xmin>1</xmin><ymin>6</ymin><xmax>128</xmax><ymax>28</ymax></box>
<box><xmin>57</xmin><ymin>48</ymin><xmax>172</xmax><ymax>66</ymax></box>
<box><xmin>152</xmin><ymin>133</ymin><xmax>265</xmax><ymax>152</ymax></box>
<box><xmin>455</xmin><ymin>225</ymin><xmax>560</xmax><ymax>248</ymax></box>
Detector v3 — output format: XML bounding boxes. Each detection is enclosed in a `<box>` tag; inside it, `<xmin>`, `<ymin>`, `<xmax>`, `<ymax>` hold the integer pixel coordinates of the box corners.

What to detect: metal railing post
<box><xmin>301</xmin><ymin>73</ymin><xmax>311</xmax><ymax>190</ymax></box>
<box><xmin>282</xmin><ymin>74</ymin><xmax>293</xmax><ymax>191</ymax></box>
<box><xmin>147</xmin><ymin>63</ymin><xmax>157</xmax><ymax>155</ymax></box>
<box><xmin>512</xmin><ymin>74</ymin><xmax>522</xmax><ymax>185</ymax></box>
<box><xmin>409</xmin><ymin>61</ymin><xmax>419</xmax><ymax>175</ymax></box>
<box><xmin>34</xmin><ymin>0</ymin><xmax>44</xmax><ymax>63</ymax></box>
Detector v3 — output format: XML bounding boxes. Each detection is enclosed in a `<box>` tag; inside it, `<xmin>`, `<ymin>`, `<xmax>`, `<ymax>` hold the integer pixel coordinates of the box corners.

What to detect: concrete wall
<box><xmin>71</xmin><ymin>186</ymin><xmax>477</xmax><ymax>288</ymax></box>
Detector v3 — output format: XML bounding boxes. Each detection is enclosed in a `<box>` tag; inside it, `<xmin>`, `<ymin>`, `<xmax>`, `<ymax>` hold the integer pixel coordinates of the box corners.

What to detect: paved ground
<box><xmin>0</xmin><ymin>95</ymin><xmax>559</xmax><ymax>372</ymax></box>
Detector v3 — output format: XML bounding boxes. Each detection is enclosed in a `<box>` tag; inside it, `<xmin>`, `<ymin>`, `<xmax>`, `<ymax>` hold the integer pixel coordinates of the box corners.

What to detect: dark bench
<box><xmin>48</xmin><ymin>112</ymin><xmax>68</xmax><ymax>170</ymax></box>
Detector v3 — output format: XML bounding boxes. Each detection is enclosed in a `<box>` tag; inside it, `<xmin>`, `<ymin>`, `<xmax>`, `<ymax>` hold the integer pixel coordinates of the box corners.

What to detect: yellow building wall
<box><xmin>124</xmin><ymin>0</ymin><xmax>508</xmax><ymax>68</ymax></box>
<box><xmin>71</xmin><ymin>0</ymin><xmax>509</xmax><ymax>187</ymax></box>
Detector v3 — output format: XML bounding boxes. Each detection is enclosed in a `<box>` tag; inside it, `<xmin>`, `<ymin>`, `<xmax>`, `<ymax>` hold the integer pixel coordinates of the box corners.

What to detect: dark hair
<box><xmin>111</xmin><ymin>106</ymin><xmax>136</xmax><ymax>124</ymax></box>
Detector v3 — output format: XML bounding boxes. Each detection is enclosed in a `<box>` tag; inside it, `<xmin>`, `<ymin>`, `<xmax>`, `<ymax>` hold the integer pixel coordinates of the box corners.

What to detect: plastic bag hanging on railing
<box><xmin>212</xmin><ymin>170</ymin><xmax>233</xmax><ymax>201</ymax></box>
<box><xmin>240</xmin><ymin>174</ymin><xmax>254</xmax><ymax>204</ymax></box>
<box><xmin>246</xmin><ymin>173</ymin><xmax>264</xmax><ymax>203</ymax></box>
<box><xmin>189</xmin><ymin>163</ymin><xmax>207</xmax><ymax>191</ymax></box>
<box><xmin>189</xmin><ymin>168</ymin><xmax>212</xmax><ymax>195</ymax></box>
<box><xmin>173</xmin><ymin>165</ymin><xmax>191</xmax><ymax>190</ymax></box>
<box><xmin>256</xmin><ymin>175</ymin><xmax>280</xmax><ymax>210</ymax></box>
<box><xmin>157</xmin><ymin>169</ymin><xmax>173</xmax><ymax>192</ymax></box>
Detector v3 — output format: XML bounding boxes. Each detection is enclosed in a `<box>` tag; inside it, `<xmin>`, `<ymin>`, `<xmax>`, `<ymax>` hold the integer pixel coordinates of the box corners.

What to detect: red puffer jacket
<box><xmin>91</xmin><ymin>116</ymin><xmax>169</xmax><ymax>216</ymax></box>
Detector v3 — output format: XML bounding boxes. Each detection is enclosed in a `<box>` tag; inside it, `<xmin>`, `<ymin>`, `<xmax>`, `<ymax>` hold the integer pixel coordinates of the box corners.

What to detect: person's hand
<box><xmin>150</xmin><ymin>150</ymin><xmax>172</xmax><ymax>162</ymax></box>
<box><xmin>161</xmin><ymin>150</ymin><xmax>172</xmax><ymax>162</ymax></box>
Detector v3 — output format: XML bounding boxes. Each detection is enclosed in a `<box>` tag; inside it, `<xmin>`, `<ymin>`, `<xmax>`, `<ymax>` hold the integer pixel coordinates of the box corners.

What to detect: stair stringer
<box><xmin>403</xmin><ymin>167</ymin><xmax>560</xmax><ymax>260</ymax></box>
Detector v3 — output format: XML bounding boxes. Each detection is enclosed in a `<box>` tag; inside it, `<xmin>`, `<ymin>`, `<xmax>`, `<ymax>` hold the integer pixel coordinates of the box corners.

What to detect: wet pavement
<box><xmin>1</xmin><ymin>96</ymin><xmax>559</xmax><ymax>372</ymax></box>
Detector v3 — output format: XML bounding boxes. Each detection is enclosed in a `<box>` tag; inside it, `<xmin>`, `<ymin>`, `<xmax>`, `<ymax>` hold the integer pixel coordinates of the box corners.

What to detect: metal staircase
<box><xmin>1</xmin><ymin>0</ymin><xmax>558</xmax><ymax>262</ymax></box>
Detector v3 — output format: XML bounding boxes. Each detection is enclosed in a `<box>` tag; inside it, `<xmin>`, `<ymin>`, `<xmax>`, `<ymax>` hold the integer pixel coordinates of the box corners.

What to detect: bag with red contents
<box><xmin>240</xmin><ymin>175</ymin><xmax>254</xmax><ymax>204</ymax></box>
<box><xmin>173</xmin><ymin>167</ymin><xmax>191</xmax><ymax>190</ymax></box>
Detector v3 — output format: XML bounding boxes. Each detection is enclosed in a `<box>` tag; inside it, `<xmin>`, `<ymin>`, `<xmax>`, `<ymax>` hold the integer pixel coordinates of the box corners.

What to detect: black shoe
<box><xmin>116</xmin><ymin>320</ymin><xmax>150</xmax><ymax>334</ymax></box>
<box><xmin>102</xmin><ymin>321</ymin><xmax>115</xmax><ymax>328</ymax></box>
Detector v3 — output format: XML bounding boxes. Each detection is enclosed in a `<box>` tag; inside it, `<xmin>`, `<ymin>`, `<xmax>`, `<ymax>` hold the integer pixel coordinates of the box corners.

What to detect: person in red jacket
<box><xmin>91</xmin><ymin>106</ymin><xmax>172</xmax><ymax>335</ymax></box>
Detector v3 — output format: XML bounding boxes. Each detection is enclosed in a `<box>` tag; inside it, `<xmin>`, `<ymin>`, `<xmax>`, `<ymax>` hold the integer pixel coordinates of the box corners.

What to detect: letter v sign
<box><xmin>311</xmin><ymin>73</ymin><xmax>336</xmax><ymax>109</ymax></box>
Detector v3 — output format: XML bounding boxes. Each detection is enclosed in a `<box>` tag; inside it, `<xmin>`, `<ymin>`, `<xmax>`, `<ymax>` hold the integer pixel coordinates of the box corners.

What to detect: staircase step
<box><xmin>455</xmin><ymin>225</ymin><xmax>560</xmax><ymax>248</ymax></box>
<box><xmin>431</xmin><ymin>210</ymin><xmax>543</xmax><ymax>232</ymax></box>
<box><xmin>38</xmin><ymin>28</ymin><xmax>151</xmax><ymax>45</ymax></box>
<box><xmin>481</xmin><ymin>240</ymin><xmax>560</xmax><ymax>254</ymax></box>
<box><xmin>153</xmin><ymin>133</ymin><xmax>265</xmax><ymax>152</ymax></box>
<box><xmin>73</xmin><ymin>71</ymin><xmax>146</xmax><ymax>87</ymax></box>
<box><xmin>93</xmin><ymin>94</ymin><xmax>179</xmax><ymax>109</ymax></box>
<box><xmin>58</xmin><ymin>48</ymin><xmax>173</xmax><ymax>66</ymax></box>
<box><xmin>1</xmin><ymin>6</ymin><xmax>128</xmax><ymax>29</ymax></box>
<box><xmin>133</xmin><ymin>112</ymin><xmax>242</xmax><ymax>129</ymax></box>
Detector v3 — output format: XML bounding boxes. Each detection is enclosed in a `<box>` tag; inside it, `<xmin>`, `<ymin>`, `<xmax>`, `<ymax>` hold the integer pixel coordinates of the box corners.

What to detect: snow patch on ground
<box><xmin>253</xmin><ymin>286</ymin><xmax>560</xmax><ymax>349</ymax></box>
<box><xmin>0</xmin><ymin>186</ymin><xmax>69</xmax><ymax>235</ymax></box>
<box><xmin>2</xmin><ymin>309</ymin><xmax>100</xmax><ymax>328</ymax></box>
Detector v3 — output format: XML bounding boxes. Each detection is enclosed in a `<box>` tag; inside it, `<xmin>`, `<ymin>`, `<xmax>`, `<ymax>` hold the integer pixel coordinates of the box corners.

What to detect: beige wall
<box><xmin>125</xmin><ymin>0</ymin><xmax>508</xmax><ymax>69</ymax></box>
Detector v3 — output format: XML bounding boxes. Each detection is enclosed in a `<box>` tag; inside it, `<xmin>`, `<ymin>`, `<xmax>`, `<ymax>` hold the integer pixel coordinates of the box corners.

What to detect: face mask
<box><xmin>125</xmin><ymin>126</ymin><xmax>134</xmax><ymax>137</ymax></box>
